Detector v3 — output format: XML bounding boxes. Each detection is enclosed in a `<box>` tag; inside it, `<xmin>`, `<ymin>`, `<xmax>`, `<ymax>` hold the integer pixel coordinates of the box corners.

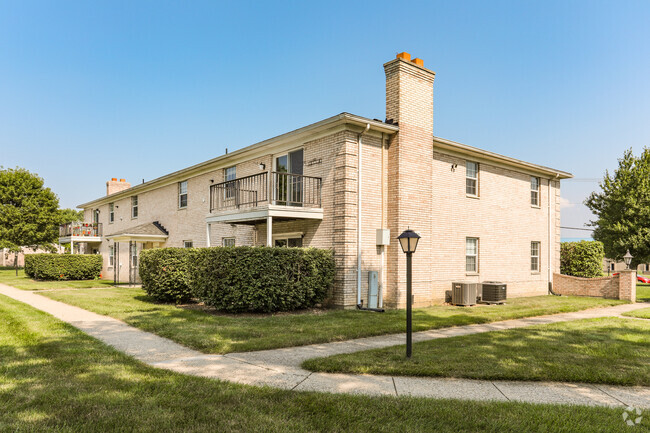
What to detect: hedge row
<box><xmin>560</xmin><ymin>240</ymin><xmax>604</xmax><ymax>278</ymax></box>
<box><xmin>24</xmin><ymin>254</ymin><xmax>103</xmax><ymax>280</ymax></box>
<box><xmin>139</xmin><ymin>246</ymin><xmax>335</xmax><ymax>313</ymax></box>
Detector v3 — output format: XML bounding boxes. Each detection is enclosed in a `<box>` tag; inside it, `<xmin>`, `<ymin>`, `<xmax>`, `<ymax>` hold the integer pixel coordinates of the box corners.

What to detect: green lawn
<box><xmin>0</xmin><ymin>269</ymin><xmax>115</xmax><ymax>290</ymax></box>
<box><xmin>0</xmin><ymin>294</ymin><xmax>642</xmax><ymax>433</ymax></box>
<box><xmin>36</xmin><ymin>287</ymin><xmax>625</xmax><ymax>354</ymax></box>
<box><xmin>637</xmin><ymin>283</ymin><xmax>650</xmax><ymax>302</ymax></box>
<box><xmin>623</xmin><ymin>307</ymin><xmax>650</xmax><ymax>319</ymax></box>
<box><xmin>303</xmin><ymin>317</ymin><xmax>650</xmax><ymax>386</ymax></box>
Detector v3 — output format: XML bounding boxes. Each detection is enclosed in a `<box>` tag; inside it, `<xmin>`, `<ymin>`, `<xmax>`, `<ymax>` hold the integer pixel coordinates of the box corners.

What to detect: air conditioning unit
<box><xmin>481</xmin><ymin>281</ymin><xmax>507</xmax><ymax>304</ymax></box>
<box><xmin>451</xmin><ymin>282</ymin><xmax>478</xmax><ymax>306</ymax></box>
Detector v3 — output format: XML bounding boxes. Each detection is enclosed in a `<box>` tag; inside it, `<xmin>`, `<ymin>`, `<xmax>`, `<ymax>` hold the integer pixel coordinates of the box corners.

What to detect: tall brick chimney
<box><xmin>106</xmin><ymin>178</ymin><xmax>131</xmax><ymax>196</ymax></box>
<box><xmin>384</xmin><ymin>52</ymin><xmax>435</xmax><ymax>307</ymax></box>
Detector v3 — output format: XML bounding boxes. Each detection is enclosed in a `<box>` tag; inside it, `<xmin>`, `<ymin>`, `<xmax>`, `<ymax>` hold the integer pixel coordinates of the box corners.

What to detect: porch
<box><xmin>58</xmin><ymin>222</ymin><xmax>103</xmax><ymax>253</ymax></box>
<box><xmin>206</xmin><ymin>171</ymin><xmax>323</xmax><ymax>246</ymax></box>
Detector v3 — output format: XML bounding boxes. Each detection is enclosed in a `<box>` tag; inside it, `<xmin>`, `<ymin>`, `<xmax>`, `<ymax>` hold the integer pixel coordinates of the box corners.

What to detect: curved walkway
<box><xmin>1</xmin><ymin>282</ymin><xmax>649</xmax><ymax>409</ymax></box>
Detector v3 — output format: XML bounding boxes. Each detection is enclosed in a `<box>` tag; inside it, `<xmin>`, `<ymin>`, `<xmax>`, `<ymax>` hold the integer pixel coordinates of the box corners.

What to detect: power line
<box><xmin>560</xmin><ymin>226</ymin><xmax>594</xmax><ymax>231</ymax></box>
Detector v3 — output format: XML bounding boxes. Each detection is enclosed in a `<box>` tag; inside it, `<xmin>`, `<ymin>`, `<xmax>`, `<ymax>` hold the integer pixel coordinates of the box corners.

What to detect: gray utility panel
<box><xmin>368</xmin><ymin>271</ymin><xmax>379</xmax><ymax>308</ymax></box>
<box><xmin>451</xmin><ymin>282</ymin><xmax>479</xmax><ymax>306</ymax></box>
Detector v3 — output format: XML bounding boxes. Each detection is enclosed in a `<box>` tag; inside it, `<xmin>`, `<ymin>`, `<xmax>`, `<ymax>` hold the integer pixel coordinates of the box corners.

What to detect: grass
<box><xmin>303</xmin><ymin>317</ymin><xmax>650</xmax><ymax>386</ymax></box>
<box><xmin>0</xmin><ymin>294</ymin><xmax>644</xmax><ymax>433</ymax></box>
<box><xmin>623</xmin><ymin>307</ymin><xmax>650</xmax><ymax>319</ymax></box>
<box><xmin>0</xmin><ymin>268</ymin><xmax>115</xmax><ymax>290</ymax></box>
<box><xmin>637</xmin><ymin>283</ymin><xmax>650</xmax><ymax>302</ymax></box>
<box><xmin>35</xmin><ymin>286</ymin><xmax>625</xmax><ymax>354</ymax></box>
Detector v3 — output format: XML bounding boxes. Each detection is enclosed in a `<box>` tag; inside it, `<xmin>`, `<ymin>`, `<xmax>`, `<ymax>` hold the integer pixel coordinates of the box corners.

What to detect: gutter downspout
<box><xmin>549</xmin><ymin>174</ymin><xmax>561</xmax><ymax>296</ymax></box>
<box><xmin>357</xmin><ymin>124</ymin><xmax>370</xmax><ymax>308</ymax></box>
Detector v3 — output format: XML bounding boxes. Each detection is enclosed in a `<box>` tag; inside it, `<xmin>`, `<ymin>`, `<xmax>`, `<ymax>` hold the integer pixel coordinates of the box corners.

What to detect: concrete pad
<box><xmin>595</xmin><ymin>385</ymin><xmax>650</xmax><ymax>409</ymax></box>
<box><xmin>394</xmin><ymin>377</ymin><xmax>506</xmax><ymax>401</ymax></box>
<box><xmin>494</xmin><ymin>381</ymin><xmax>623</xmax><ymax>407</ymax></box>
<box><xmin>295</xmin><ymin>373</ymin><xmax>396</xmax><ymax>396</ymax></box>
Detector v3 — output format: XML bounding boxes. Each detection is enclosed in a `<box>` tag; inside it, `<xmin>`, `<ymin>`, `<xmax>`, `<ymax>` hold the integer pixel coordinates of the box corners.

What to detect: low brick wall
<box><xmin>553</xmin><ymin>271</ymin><xmax>636</xmax><ymax>301</ymax></box>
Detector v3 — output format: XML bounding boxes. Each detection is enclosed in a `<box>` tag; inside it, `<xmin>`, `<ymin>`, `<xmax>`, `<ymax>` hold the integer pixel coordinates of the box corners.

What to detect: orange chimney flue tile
<box><xmin>412</xmin><ymin>58</ymin><xmax>424</xmax><ymax>67</ymax></box>
<box><xmin>111</xmin><ymin>177</ymin><xmax>117</xmax><ymax>181</ymax></box>
<box><xmin>120</xmin><ymin>179</ymin><xmax>126</xmax><ymax>182</ymax></box>
<box><xmin>396</xmin><ymin>52</ymin><xmax>411</xmax><ymax>61</ymax></box>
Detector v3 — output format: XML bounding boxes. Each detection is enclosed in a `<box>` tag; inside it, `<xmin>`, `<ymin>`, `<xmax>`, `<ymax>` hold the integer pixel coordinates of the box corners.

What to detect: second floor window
<box><xmin>109</xmin><ymin>203</ymin><xmax>114</xmax><ymax>223</ymax></box>
<box><xmin>179</xmin><ymin>181</ymin><xmax>188</xmax><ymax>208</ymax></box>
<box><xmin>466</xmin><ymin>237</ymin><xmax>478</xmax><ymax>272</ymax></box>
<box><xmin>466</xmin><ymin>162</ymin><xmax>479</xmax><ymax>196</ymax></box>
<box><xmin>531</xmin><ymin>177</ymin><xmax>540</xmax><ymax>206</ymax></box>
<box><xmin>131</xmin><ymin>196</ymin><xmax>138</xmax><ymax>219</ymax></box>
<box><xmin>531</xmin><ymin>241</ymin><xmax>540</xmax><ymax>272</ymax></box>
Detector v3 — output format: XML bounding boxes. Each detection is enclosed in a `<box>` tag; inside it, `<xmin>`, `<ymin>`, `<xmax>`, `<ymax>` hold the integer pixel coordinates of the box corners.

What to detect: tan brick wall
<box><xmin>553</xmin><ymin>271</ymin><xmax>636</xmax><ymax>300</ymax></box>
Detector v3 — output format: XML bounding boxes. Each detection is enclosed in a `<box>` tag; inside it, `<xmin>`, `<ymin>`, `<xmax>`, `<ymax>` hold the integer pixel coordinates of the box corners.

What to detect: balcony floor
<box><xmin>206</xmin><ymin>204</ymin><xmax>323</xmax><ymax>224</ymax></box>
<box><xmin>59</xmin><ymin>236</ymin><xmax>102</xmax><ymax>244</ymax></box>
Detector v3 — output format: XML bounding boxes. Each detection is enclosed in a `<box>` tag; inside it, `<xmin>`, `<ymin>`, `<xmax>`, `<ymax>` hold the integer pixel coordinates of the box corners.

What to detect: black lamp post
<box><xmin>397</xmin><ymin>228</ymin><xmax>421</xmax><ymax>358</ymax></box>
<box><xmin>624</xmin><ymin>250</ymin><xmax>633</xmax><ymax>270</ymax></box>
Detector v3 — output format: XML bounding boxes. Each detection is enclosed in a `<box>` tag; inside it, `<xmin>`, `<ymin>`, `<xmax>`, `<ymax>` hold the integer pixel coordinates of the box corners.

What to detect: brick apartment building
<box><xmin>64</xmin><ymin>53</ymin><xmax>573</xmax><ymax>308</ymax></box>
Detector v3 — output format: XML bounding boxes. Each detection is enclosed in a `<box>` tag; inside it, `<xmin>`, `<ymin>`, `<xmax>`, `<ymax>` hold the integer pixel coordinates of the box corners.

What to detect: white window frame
<box><xmin>531</xmin><ymin>241</ymin><xmax>540</xmax><ymax>272</ymax></box>
<box><xmin>222</xmin><ymin>237</ymin><xmax>235</xmax><ymax>247</ymax></box>
<box><xmin>466</xmin><ymin>237</ymin><xmax>479</xmax><ymax>273</ymax></box>
<box><xmin>131</xmin><ymin>196</ymin><xmax>138</xmax><ymax>219</ymax></box>
<box><xmin>109</xmin><ymin>245</ymin><xmax>114</xmax><ymax>267</ymax></box>
<box><xmin>178</xmin><ymin>181</ymin><xmax>188</xmax><ymax>209</ymax></box>
<box><xmin>466</xmin><ymin>161</ymin><xmax>479</xmax><ymax>197</ymax></box>
<box><xmin>109</xmin><ymin>202</ymin><xmax>114</xmax><ymax>224</ymax></box>
<box><xmin>130</xmin><ymin>242</ymin><xmax>138</xmax><ymax>267</ymax></box>
<box><xmin>531</xmin><ymin>177</ymin><xmax>540</xmax><ymax>207</ymax></box>
<box><xmin>183</xmin><ymin>240</ymin><xmax>193</xmax><ymax>248</ymax></box>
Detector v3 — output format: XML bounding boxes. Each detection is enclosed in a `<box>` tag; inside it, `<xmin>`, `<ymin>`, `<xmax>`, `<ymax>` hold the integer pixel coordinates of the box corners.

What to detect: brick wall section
<box><xmin>553</xmin><ymin>271</ymin><xmax>636</xmax><ymax>301</ymax></box>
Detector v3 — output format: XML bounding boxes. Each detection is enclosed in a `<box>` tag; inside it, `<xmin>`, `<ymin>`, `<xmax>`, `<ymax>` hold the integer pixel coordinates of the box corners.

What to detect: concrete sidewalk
<box><xmin>1</xmin><ymin>282</ymin><xmax>649</xmax><ymax>409</ymax></box>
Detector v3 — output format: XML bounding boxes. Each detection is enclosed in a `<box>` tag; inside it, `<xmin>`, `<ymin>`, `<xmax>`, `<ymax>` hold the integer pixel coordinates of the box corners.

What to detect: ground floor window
<box><xmin>466</xmin><ymin>237</ymin><xmax>478</xmax><ymax>272</ymax></box>
<box><xmin>109</xmin><ymin>246</ymin><xmax>114</xmax><ymax>267</ymax></box>
<box><xmin>275</xmin><ymin>237</ymin><xmax>303</xmax><ymax>248</ymax></box>
<box><xmin>531</xmin><ymin>241</ymin><xmax>540</xmax><ymax>272</ymax></box>
<box><xmin>183</xmin><ymin>240</ymin><xmax>193</xmax><ymax>248</ymax></box>
<box><xmin>222</xmin><ymin>237</ymin><xmax>235</xmax><ymax>247</ymax></box>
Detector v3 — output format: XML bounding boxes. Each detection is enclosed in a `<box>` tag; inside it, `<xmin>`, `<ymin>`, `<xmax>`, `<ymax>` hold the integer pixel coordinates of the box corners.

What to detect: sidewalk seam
<box><xmin>291</xmin><ymin>372</ymin><xmax>313</xmax><ymax>391</ymax></box>
<box><xmin>392</xmin><ymin>377</ymin><xmax>398</xmax><ymax>397</ymax></box>
<box><xmin>592</xmin><ymin>384</ymin><xmax>629</xmax><ymax>406</ymax></box>
<box><xmin>491</xmin><ymin>382</ymin><xmax>510</xmax><ymax>401</ymax></box>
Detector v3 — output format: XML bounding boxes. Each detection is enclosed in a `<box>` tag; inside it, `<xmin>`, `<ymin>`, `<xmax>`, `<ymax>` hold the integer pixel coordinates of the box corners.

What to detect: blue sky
<box><xmin>1</xmin><ymin>1</ymin><xmax>649</xmax><ymax>239</ymax></box>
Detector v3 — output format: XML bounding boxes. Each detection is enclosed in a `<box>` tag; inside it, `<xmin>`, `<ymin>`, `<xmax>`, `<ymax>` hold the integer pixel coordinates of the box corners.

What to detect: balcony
<box><xmin>58</xmin><ymin>222</ymin><xmax>103</xmax><ymax>244</ymax></box>
<box><xmin>208</xmin><ymin>172</ymin><xmax>323</xmax><ymax>223</ymax></box>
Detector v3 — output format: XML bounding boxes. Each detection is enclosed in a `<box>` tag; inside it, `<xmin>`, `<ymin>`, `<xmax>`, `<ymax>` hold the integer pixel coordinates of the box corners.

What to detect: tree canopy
<box><xmin>59</xmin><ymin>208</ymin><xmax>84</xmax><ymax>224</ymax></box>
<box><xmin>0</xmin><ymin>167</ymin><xmax>61</xmax><ymax>253</ymax></box>
<box><xmin>585</xmin><ymin>148</ymin><xmax>650</xmax><ymax>267</ymax></box>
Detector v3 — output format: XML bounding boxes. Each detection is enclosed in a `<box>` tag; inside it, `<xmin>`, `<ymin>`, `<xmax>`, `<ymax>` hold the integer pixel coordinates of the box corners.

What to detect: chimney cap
<box><xmin>111</xmin><ymin>178</ymin><xmax>117</xmax><ymax>181</ymax></box>
<box><xmin>412</xmin><ymin>58</ymin><xmax>424</xmax><ymax>67</ymax></box>
<box><xmin>396</xmin><ymin>52</ymin><xmax>411</xmax><ymax>61</ymax></box>
<box><xmin>120</xmin><ymin>179</ymin><xmax>126</xmax><ymax>182</ymax></box>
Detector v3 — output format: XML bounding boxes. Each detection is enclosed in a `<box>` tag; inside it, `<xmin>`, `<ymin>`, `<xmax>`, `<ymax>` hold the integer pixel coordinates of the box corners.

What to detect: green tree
<box><xmin>585</xmin><ymin>148</ymin><xmax>650</xmax><ymax>268</ymax></box>
<box><xmin>59</xmin><ymin>208</ymin><xmax>83</xmax><ymax>224</ymax></box>
<box><xmin>0</xmin><ymin>167</ymin><xmax>61</xmax><ymax>274</ymax></box>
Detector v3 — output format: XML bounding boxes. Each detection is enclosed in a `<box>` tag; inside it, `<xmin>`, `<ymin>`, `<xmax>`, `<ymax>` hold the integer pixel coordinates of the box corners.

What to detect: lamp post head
<box><xmin>623</xmin><ymin>249</ymin><xmax>633</xmax><ymax>269</ymax></box>
<box><xmin>397</xmin><ymin>229</ymin><xmax>421</xmax><ymax>254</ymax></box>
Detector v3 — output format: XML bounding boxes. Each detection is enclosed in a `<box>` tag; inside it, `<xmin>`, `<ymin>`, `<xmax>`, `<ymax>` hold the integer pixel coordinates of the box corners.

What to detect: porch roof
<box><xmin>105</xmin><ymin>221</ymin><xmax>169</xmax><ymax>243</ymax></box>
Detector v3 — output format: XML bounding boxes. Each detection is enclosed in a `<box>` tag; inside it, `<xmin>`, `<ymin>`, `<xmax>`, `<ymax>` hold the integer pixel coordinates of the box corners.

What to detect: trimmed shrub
<box><xmin>139</xmin><ymin>248</ymin><xmax>193</xmax><ymax>303</ymax></box>
<box><xmin>24</xmin><ymin>254</ymin><xmax>102</xmax><ymax>280</ymax></box>
<box><xmin>560</xmin><ymin>240</ymin><xmax>604</xmax><ymax>278</ymax></box>
<box><xmin>188</xmin><ymin>246</ymin><xmax>335</xmax><ymax>313</ymax></box>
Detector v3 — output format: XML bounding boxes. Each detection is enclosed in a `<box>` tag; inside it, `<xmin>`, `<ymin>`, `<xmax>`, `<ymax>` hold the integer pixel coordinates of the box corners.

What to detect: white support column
<box><xmin>206</xmin><ymin>223</ymin><xmax>211</xmax><ymax>247</ymax></box>
<box><xmin>70</xmin><ymin>239</ymin><xmax>74</xmax><ymax>255</ymax></box>
<box><xmin>267</xmin><ymin>216</ymin><xmax>272</xmax><ymax>247</ymax></box>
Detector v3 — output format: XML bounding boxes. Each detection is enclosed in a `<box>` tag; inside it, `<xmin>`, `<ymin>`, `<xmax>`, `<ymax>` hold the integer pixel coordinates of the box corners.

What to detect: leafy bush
<box><xmin>139</xmin><ymin>248</ymin><xmax>193</xmax><ymax>303</ymax></box>
<box><xmin>560</xmin><ymin>241</ymin><xmax>604</xmax><ymax>278</ymax></box>
<box><xmin>188</xmin><ymin>246</ymin><xmax>335</xmax><ymax>313</ymax></box>
<box><xmin>24</xmin><ymin>254</ymin><xmax>102</xmax><ymax>280</ymax></box>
